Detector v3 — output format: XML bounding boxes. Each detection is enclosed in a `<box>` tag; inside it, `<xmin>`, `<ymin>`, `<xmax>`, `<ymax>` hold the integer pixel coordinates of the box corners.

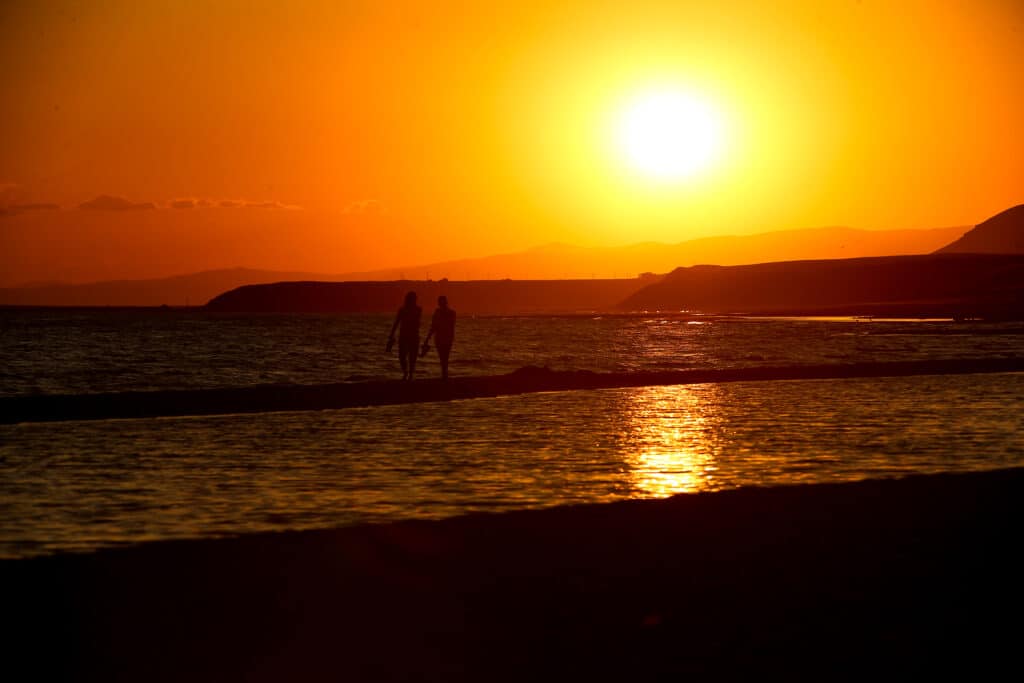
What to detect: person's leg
<box><xmin>438</xmin><ymin>342</ymin><xmax>452</xmax><ymax>380</ymax></box>
<box><xmin>407</xmin><ymin>338</ymin><xmax>418</xmax><ymax>379</ymax></box>
<box><xmin>399</xmin><ymin>339</ymin><xmax>414</xmax><ymax>379</ymax></box>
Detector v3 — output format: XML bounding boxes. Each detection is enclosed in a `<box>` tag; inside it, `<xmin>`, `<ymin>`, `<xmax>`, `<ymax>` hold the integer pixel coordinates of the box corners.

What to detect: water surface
<box><xmin>3</xmin><ymin>372</ymin><xmax>1021</xmax><ymax>558</ymax></box>
<box><xmin>2</xmin><ymin>310</ymin><xmax>1022</xmax><ymax>396</ymax></box>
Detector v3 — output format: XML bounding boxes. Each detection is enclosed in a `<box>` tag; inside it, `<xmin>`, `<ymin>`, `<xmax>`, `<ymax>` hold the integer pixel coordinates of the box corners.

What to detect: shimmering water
<box><xmin>2</xmin><ymin>311</ymin><xmax>1024</xmax><ymax>558</ymax></box>
<box><xmin>2</xmin><ymin>372</ymin><xmax>1023</xmax><ymax>558</ymax></box>
<box><xmin>2</xmin><ymin>309</ymin><xmax>1023</xmax><ymax>396</ymax></box>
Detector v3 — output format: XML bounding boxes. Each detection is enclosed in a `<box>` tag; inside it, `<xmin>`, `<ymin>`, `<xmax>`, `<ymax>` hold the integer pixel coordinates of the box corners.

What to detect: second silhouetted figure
<box><xmin>422</xmin><ymin>295</ymin><xmax>456</xmax><ymax>380</ymax></box>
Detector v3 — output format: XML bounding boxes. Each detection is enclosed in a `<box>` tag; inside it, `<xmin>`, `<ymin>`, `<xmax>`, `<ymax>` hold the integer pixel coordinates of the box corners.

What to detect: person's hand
<box><xmin>385</xmin><ymin>337</ymin><xmax>394</xmax><ymax>353</ymax></box>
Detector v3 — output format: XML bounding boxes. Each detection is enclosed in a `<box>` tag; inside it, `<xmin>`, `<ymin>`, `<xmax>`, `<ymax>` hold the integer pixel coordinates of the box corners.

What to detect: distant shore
<box><xmin>197</xmin><ymin>254</ymin><xmax>1024</xmax><ymax>319</ymax></box>
<box><xmin>4</xmin><ymin>357</ymin><xmax>1024</xmax><ymax>424</ymax></box>
<box><xmin>5</xmin><ymin>467</ymin><xmax>1022</xmax><ymax>681</ymax></box>
<box><xmin>5</xmin><ymin>303</ymin><xmax>1024</xmax><ymax>321</ymax></box>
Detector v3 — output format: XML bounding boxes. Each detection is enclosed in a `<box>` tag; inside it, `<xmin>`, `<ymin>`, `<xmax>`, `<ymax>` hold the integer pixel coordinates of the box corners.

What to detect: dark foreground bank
<box><xmin>5</xmin><ymin>468</ymin><xmax>1023</xmax><ymax>681</ymax></box>
<box><xmin>4</xmin><ymin>356</ymin><xmax>1024</xmax><ymax>423</ymax></box>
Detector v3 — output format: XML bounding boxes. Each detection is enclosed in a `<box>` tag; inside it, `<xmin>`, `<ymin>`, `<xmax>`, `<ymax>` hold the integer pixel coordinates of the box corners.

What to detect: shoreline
<box><xmin>3</xmin><ymin>356</ymin><xmax>1023</xmax><ymax>424</ymax></box>
<box><xmin>6</xmin><ymin>467</ymin><xmax>1023</xmax><ymax>681</ymax></box>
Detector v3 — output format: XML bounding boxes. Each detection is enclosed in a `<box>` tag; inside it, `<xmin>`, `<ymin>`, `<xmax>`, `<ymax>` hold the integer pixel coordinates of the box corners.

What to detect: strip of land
<box><xmin>2</xmin><ymin>357</ymin><xmax>1023</xmax><ymax>424</ymax></box>
<box><xmin>4</xmin><ymin>467</ymin><xmax>1022</xmax><ymax>681</ymax></box>
<box><xmin>201</xmin><ymin>253</ymin><xmax>1024</xmax><ymax>319</ymax></box>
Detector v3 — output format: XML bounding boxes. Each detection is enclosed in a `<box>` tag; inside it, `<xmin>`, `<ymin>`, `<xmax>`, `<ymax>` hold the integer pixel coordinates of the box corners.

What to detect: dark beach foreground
<box><xmin>6</xmin><ymin>468</ymin><xmax>1023</xmax><ymax>681</ymax></box>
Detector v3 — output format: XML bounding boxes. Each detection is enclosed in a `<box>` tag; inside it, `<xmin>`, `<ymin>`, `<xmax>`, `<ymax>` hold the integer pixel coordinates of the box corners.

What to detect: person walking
<box><xmin>387</xmin><ymin>291</ymin><xmax>422</xmax><ymax>380</ymax></box>
<box><xmin>422</xmin><ymin>295</ymin><xmax>456</xmax><ymax>380</ymax></box>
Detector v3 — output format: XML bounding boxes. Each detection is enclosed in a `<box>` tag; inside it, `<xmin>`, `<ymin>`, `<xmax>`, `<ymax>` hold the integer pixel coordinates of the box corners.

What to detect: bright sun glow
<box><xmin>615</xmin><ymin>89</ymin><xmax>725</xmax><ymax>183</ymax></box>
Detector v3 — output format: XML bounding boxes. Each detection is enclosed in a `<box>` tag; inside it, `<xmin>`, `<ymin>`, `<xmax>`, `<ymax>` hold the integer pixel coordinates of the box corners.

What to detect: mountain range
<box><xmin>206</xmin><ymin>204</ymin><xmax>1024</xmax><ymax>317</ymax></box>
<box><xmin>621</xmin><ymin>203</ymin><xmax>1024</xmax><ymax>317</ymax></box>
<box><xmin>0</xmin><ymin>223</ymin><xmax>968</xmax><ymax>307</ymax></box>
<box><xmin>336</xmin><ymin>225</ymin><xmax>966</xmax><ymax>281</ymax></box>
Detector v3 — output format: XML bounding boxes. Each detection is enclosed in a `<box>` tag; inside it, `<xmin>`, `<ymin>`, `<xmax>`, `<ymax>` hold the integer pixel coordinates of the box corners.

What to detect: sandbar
<box><xmin>3</xmin><ymin>356</ymin><xmax>1023</xmax><ymax>423</ymax></box>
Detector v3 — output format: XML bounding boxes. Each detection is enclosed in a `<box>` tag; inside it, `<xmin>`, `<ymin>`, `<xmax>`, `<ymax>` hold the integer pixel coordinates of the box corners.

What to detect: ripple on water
<box><xmin>2</xmin><ymin>311</ymin><xmax>1024</xmax><ymax>396</ymax></box>
<box><xmin>1</xmin><ymin>372</ymin><xmax>1023</xmax><ymax>557</ymax></box>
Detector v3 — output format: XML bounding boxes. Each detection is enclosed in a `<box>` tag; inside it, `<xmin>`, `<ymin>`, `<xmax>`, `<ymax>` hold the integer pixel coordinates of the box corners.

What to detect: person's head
<box><xmin>438</xmin><ymin>295</ymin><xmax>448</xmax><ymax>308</ymax></box>
<box><xmin>404</xmin><ymin>291</ymin><xmax>417</xmax><ymax>307</ymax></box>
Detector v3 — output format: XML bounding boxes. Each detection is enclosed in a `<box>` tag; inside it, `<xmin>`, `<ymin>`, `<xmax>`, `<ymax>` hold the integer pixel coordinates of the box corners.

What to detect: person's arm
<box><xmin>422</xmin><ymin>312</ymin><xmax>435</xmax><ymax>353</ymax></box>
<box><xmin>387</xmin><ymin>310</ymin><xmax>401</xmax><ymax>351</ymax></box>
<box><xmin>389</xmin><ymin>310</ymin><xmax>401</xmax><ymax>339</ymax></box>
<box><xmin>424</xmin><ymin>313</ymin><xmax>435</xmax><ymax>345</ymax></box>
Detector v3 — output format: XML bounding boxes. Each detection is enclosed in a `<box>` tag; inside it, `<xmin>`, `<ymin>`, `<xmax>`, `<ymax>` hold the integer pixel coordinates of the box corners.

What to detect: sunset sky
<box><xmin>2</xmin><ymin>0</ymin><xmax>1022</xmax><ymax>284</ymax></box>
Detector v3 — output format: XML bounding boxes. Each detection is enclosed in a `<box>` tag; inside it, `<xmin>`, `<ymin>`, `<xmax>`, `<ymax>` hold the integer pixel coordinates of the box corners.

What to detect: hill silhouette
<box><xmin>206</xmin><ymin>278</ymin><xmax>653</xmax><ymax>314</ymax></box>
<box><xmin>620</xmin><ymin>253</ymin><xmax>1024</xmax><ymax>318</ymax></box>
<box><xmin>0</xmin><ymin>224</ymin><xmax>965</xmax><ymax>306</ymax></box>
<box><xmin>9</xmin><ymin>209</ymin><xmax>1017</xmax><ymax>308</ymax></box>
<box><xmin>936</xmin><ymin>204</ymin><xmax>1024</xmax><ymax>254</ymax></box>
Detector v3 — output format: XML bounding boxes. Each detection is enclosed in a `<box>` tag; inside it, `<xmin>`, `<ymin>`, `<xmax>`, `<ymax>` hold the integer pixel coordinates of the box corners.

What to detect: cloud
<box><xmin>168</xmin><ymin>198</ymin><xmax>216</xmax><ymax>208</ymax></box>
<box><xmin>80</xmin><ymin>195</ymin><xmax>301</xmax><ymax>211</ymax></box>
<box><xmin>243</xmin><ymin>200</ymin><xmax>300</xmax><ymax>209</ymax></box>
<box><xmin>0</xmin><ymin>202</ymin><xmax>60</xmax><ymax>218</ymax></box>
<box><xmin>79</xmin><ymin>195</ymin><xmax>156</xmax><ymax>211</ymax></box>
<box><xmin>0</xmin><ymin>184</ymin><xmax>60</xmax><ymax>217</ymax></box>
<box><xmin>343</xmin><ymin>199</ymin><xmax>387</xmax><ymax>215</ymax></box>
<box><xmin>244</xmin><ymin>201</ymin><xmax>282</xmax><ymax>209</ymax></box>
<box><xmin>10</xmin><ymin>203</ymin><xmax>59</xmax><ymax>211</ymax></box>
<box><xmin>0</xmin><ymin>183</ymin><xmax>27</xmax><ymax>204</ymax></box>
<box><xmin>178</xmin><ymin>197</ymin><xmax>299</xmax><ymax>209</ymax></box>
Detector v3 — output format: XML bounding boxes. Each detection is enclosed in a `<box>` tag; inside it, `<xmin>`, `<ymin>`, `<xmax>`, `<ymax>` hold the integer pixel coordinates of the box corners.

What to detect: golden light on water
<box><xmin>622</xmin><ymin>385</ymin><xmax>723</xmax><ymax>496</ymax></box>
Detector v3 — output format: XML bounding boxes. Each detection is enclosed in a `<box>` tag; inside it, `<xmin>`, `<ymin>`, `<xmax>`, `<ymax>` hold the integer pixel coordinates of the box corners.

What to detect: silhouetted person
<box><xmin>388</xmin><ymin>291</ymin><xmax>422</xmax><ymax>380</ymax></box>
<box><xmin>422</xmin><ymin>295</ymin><xmax>456</xmax><ymax>380</ymax></box>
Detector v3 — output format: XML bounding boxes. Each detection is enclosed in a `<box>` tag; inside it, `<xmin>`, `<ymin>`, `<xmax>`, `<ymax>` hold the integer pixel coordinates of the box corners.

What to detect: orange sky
<box><xmin>1</xmin><ymin>0</ymin><xmax>1022</xmax><ymax>284</ymax></box>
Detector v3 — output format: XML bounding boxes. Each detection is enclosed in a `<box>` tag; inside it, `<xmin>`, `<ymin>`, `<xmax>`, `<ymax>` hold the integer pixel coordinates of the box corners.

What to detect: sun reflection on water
<box><xmin>621</xmin><ymin>384</ymin><xmax>725</xmax><ymax>497</ymax></box>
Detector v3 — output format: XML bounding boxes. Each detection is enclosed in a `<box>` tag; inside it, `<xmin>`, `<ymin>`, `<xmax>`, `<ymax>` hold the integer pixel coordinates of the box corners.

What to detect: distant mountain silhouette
<box><xmin>4</xmin><ymin>224</ymin><xmax>965</xmax><ymax>306</ymax></box>
<box><xmin>336</xmin><ymin>225</ymin><xmax>966</xmax><ymax>281</ymax></box>
<box><xmin>206</xmin><ymin>278</ymin><xmax>653</xmax><ymax>314</ymax></box>
<box><xmin>620</xmin><ymin>253</ymin><xmax>1024</xmax><ymax>319</ymax></box>
<box><xmin>0</xmin><ymin>268</ymin><xmax>346</xmax><ymax>307</ymax></box>
<box><xmin>935</xmin><ymin>205</ymin><xmax>1024</xmax><ymax>254</ymax></box>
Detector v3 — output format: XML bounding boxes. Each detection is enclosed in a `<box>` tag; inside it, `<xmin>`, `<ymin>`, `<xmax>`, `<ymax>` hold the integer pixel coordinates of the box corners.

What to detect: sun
<box><xmin>615</xmin><ymin>89</ymin><xmax>725</xmax><ymax>183</ymax></box>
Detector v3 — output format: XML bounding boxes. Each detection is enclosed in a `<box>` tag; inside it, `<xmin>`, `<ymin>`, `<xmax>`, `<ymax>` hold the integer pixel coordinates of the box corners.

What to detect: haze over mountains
<box><xmin>1</xmin><ymin>223</ymin><xmax>966</xmax><ymax>306</ymax></box>
<box><xmin>207</xmin><ymin>204</ymin><xmax>1024</xmax><ymax>317</ymax></box>
<box><xmin>338</xmin><ymin>225</ymin><xmax>966</xmax><ymax>281</ymax></box>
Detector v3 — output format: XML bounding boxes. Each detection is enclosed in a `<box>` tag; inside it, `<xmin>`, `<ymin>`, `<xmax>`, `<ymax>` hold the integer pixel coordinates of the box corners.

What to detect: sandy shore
<box><xmin>3</xmin><ymin>356</ymin><xmax>1023</xmax><ymax>423</ymax></box>
<box><xmin>4</xmin><ymin>467</ymin><xmax>1023</xmax><ymax>681</ymax></box>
